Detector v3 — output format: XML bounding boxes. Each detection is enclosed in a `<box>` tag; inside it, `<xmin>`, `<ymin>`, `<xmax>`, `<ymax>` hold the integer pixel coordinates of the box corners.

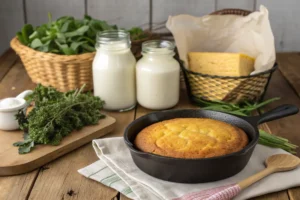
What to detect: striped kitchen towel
<box><xmin>78</xmin><ymin>137</ymin><xmax>300</xmax><ymax>200</ymax></box>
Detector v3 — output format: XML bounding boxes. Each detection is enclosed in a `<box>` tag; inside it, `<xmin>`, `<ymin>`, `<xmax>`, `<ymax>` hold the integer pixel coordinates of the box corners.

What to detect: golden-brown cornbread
<box><xmin>134</xmin><ymin>118</ymin><xmax>248</xmax><ymax>159</ymax></box>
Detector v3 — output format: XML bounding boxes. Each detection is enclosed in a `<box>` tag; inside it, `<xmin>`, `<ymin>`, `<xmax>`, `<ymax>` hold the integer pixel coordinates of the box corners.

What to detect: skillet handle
<box><xmin>257</xmin><ymin>104</ymin><xmax>299</xmax><ymax>124</ymax></box>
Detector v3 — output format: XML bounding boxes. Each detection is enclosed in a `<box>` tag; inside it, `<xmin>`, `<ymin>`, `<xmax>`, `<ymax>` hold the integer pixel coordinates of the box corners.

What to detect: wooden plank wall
<box><xmin>26</xmin><ymin>0</ymin><xmax>85</xmax><ymax>26</ymax></box>
<box><xmin>0</xmin><ymin>0</ymin><xmax>25</xmax><ymax>55</ymax></box>
<box><xmin>0</xmin><ymin>0</ymin><xmax>300</xmax><ymax>55</ymax></box>
<box><xmin>257</xmin><ymin>0</ymin><xmax>300</xmax><ymax>52</ymax></box>
<box><xmin>87</xmin><ymin>0</ymin><xmax>150</xmax><ymax>29</ymax></box>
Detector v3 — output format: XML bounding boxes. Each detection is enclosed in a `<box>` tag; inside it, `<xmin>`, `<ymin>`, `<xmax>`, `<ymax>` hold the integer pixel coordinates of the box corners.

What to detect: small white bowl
<box><xmin>0</xmin><ymin>90</ymin><xmax>33</xmax><ymax>131</ymax></box>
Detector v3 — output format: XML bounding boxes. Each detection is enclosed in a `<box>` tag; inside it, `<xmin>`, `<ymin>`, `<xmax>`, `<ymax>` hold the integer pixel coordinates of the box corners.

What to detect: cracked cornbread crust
<box><xmin>134</xmin><ymin>118</ymin><xmax>249</xmax><ymax>159</ymax></box>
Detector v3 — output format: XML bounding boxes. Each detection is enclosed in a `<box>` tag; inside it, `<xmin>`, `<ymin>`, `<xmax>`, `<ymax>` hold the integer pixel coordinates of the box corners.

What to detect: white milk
<box><xmin>136</xmin><ymin>40</ymin><xmax>180</xmax><ymax>110</ymax></box>
<box><xmin>93</xmin><ymin>30</ymin><xmax>136</xmax><ymax>111</ymax></box>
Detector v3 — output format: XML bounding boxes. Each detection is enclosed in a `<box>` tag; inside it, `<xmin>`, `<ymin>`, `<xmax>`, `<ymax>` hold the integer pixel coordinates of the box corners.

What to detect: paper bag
<box><xmin>166</xmin><ymin>5</ymin><xmax>276</xmax><ymax>74</ymax></box>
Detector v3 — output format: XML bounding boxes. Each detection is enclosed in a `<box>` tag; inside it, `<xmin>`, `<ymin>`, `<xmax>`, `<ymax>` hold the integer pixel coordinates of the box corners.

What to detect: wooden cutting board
<box><xmin>0</xmin><ymin>115</ymin><xmax>116</xmax><ymax>176</ymax></box>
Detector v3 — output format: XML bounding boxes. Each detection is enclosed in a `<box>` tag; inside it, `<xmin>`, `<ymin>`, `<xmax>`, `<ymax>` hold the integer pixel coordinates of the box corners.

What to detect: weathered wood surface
<box><xmin>0</xmin><ymin>49</ymin><xmax>18</xmax><ymax>81</ymax></box>
<box><xmin>120</xmin><ymin>194</ymin><xmax>132</xmax><ymax>200</ymax></box>
<box><xmin>28</xmin><ymin>143</ymin><xmax>119</xmax><ymax>200</ymax></box>
<box><xmin>276</xmin><ymin>53</ymin><xmax>300</xmax><ymax>97</ymax></box>
<box><xmin>288</xmin><ymin>187</ymin><xmax>300</xmax><ymax>200</ymax></box>
<box><xmin>250</xmin><ymin>191</ymin><xmax>289</xmax><ymax>200</ymax></box>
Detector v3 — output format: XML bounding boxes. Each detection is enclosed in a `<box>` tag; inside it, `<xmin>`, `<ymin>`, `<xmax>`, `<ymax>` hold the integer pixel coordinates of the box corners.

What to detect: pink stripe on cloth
<box><xmin>206</xmin><ymin>185</ymin><xmax>241</xmax><ymax>200</ymax></box>
<box><xmin>172</xmin><ymin>184</ymin><xmax>241</xmax><ymax>200</ymax></box>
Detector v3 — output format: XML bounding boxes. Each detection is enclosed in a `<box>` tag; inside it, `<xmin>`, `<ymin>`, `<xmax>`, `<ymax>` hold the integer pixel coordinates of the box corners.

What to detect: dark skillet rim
<box><xmin>124</xmin><ymin>109</ymin><xmax>259</xmax><ymax>161</ymax></box>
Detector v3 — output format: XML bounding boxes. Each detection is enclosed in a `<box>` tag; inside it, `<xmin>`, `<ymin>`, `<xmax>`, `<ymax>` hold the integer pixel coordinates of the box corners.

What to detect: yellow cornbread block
<box><xmin>188</xmin><ymin>52</ymin><xmax>255</xmax><ymax>76</ymax></box>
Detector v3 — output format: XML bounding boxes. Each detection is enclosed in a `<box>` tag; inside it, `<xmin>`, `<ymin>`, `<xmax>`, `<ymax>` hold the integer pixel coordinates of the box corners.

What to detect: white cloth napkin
<box><xmin>78</xmin><ymin>137</ymin><xmax>300</xmax><ymax>200</ymax></box>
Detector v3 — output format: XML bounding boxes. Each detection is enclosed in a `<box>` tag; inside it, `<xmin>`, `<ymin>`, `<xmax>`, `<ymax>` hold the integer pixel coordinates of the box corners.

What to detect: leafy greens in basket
<box><xmin>194</xmin><ymin>98</ymin><xmax>298</xmax><ymax>154</ymax></box>
<box><xmin>16</xmin><ymin>14</ymin><xmax>147</xmax><ymax>55</ymax></box>
<box><xmin>13</xmin><ymin>84</ymin><xmax>105</xmax><ymax>154</ymax></box>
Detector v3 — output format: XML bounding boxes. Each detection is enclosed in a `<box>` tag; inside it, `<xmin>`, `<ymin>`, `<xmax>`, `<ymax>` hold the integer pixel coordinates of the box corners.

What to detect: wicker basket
<box><xmin>11</xmin><ymin>37</ymin><xmax>95</xmax><ymax>92</ymax></box>
<box><xmin>180</xmin><ymin>9</ymin><xmax>277</xmax><ymax>104</ymax></box>
<box><xmin>10</xmin><ymin>32</ymin><xmax>155</xmax><ymax>92</ymax></box>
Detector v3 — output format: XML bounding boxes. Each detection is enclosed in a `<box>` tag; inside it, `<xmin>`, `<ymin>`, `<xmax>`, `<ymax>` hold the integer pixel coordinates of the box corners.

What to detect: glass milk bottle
<box><xmin>136</xmin><ymin>40</ymin><xmax>180</xmax><ymax>110</ymax></box>
<box><xmin>93</xmin><ymin>30</ymin><xmax>136</xmax><ymax>111</ymax></box>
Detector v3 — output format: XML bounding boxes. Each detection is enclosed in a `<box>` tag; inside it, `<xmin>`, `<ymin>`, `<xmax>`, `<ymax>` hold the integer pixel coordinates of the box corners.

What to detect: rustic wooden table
<box><xmin>0</xmin><ymin>49</ymin><xmax>299</xmax><ymax>200</ymax></box>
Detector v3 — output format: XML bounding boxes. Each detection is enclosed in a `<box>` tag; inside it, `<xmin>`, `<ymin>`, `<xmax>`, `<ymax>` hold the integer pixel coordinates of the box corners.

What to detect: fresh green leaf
<box><xmin>30</xmin><ymin>38</ymin><xmax>43</xmax><ymax>48</ymax></box>
<box><xmin>29</xmin><ymin>31</ymin><xmax>38</xmax><ymax>40</ymax></box>
<box><xmin>55</xmin><ymin>40</ymin><xmax>75</xmax><ymax>54</ymax></box>
<box><xmin>70</xmin><ymin>41</ymin><xmax>87</xmax><ymax>52</ymax></box>
<box><xmin>57</xmin><ymin>16</ymin><xmax>74</xmax><ymax>24</ymax></box>
<box><xmin>65</xmin><ymin>25</ymin><xmax>89</xmax><ymax>37</ymax></box>
<box><xmin>21</xmin><ymin>24</ymin><xmax>34</xmax><ymax>44</ymax></box>
<box><xmin>18</xmin><ymin>140</ymin><xmax>35</xmax><ymax>154</ymax></box>
<box><xmin>129</xmin><ymin>27</ymin><xmax>147</xmax><ymax>40</ymax></box>
<box><xmin>56</xmin><ymin>32</ymin><xmax>66</xmax><ymax>43</ymax></box>
<box><xmin>60</xmin><ymin>21</ymin><xmax>71</xmax><ymax>33</ymax></box>
<box><xmin>77</xmin><ymin>36</ymin><xmax>95</xmax><ymax>44</ymax></box>
<box><xmin>81</xmin><ymin>43</ymin><xmax>95</xmax><ymax>52</ymax></box>
<box><xmin>50</xmin><ymin>49</ymin><xmax>60</xmax><ymax>54</ymax></box>
<box><xmin>17</xmin><ymin>32</ymin><xmax>27</xmax><ymax>45</ymax></box>
<box><xmin>36</xmin><ymin>25</ymin><xmax>48</xmax><ymax>37</ymax></box>
<box><xmin>61</xmin><ymin>47</ymin><xmax>76</xmax><ymax>55</ymax></box>
<box><xmin>97</xmin><ymin>20</ymin><xmax>112</xmax><ymax>30</ymax></box>
<box><xmin>13</xmin><ymin>137</ymin><xmax>35</xmax><ymax>154</ymax></box>
<box><xmin>13</xmin><ymin>139</ymin><xmax>31</xmax><ymax>147</ymax></box>
<box><xmin>84</xmin><ymin>15</ymin><xmax>92</xmax><ymax>21</ymax></box>
<box><xmin>15</xmin><ymin>110</ymin><xmax>28</xmax><ymax>132</ymax></box>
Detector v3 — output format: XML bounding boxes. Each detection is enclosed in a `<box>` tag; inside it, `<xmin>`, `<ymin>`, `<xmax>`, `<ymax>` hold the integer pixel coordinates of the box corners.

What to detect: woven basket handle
<box><xmin>210</xmin><ymin>9</ymin><xmax>252</xmax><ymax>16</ymax></box>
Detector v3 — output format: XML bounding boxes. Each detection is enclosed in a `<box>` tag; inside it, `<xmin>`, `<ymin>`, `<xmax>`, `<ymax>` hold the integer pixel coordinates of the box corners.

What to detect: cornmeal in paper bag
<box><xmin>166</xmin><ymin>5</ymin><xmax>276</xmax><ymax>101</ymax></box>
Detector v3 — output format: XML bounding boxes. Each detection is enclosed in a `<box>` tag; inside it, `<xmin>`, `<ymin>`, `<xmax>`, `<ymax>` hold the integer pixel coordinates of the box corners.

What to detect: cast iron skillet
<box><xmin>124</xmin><ymin>104</ymin><xmax>299</xmax><ymax>183</ymax></box>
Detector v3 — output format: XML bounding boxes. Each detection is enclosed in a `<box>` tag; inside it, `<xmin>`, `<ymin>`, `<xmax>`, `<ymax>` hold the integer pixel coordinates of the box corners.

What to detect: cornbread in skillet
<box><xmin>134</xmin><ymin>118</ymin><xmax>248</xmax><ymax>159</ymax></box>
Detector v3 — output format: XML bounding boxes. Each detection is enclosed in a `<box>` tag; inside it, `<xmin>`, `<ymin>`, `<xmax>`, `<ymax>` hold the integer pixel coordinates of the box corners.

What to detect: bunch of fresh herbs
<box><xmin>17</xmin><ymin>14</ymin><xmax>117</xmax><ymax>55</ymax></box>
<box><xmin>195</xmin><ymin>98</ymin><xmax>298</xmax><ymax>154</ymax></box>
<box><xmin>128</xmin><ymin>27</ymin><xmax>148</xmax><ymax>41</ymax></box>
<box><xmin>14</xmin><ymin>84</ymin><xmax>105</xmax><ymax>154</ymax></box>
<box><xmin>17</xmin><ymin>14</ymin><xmax>148</xmax><ymax>55</ymax></box>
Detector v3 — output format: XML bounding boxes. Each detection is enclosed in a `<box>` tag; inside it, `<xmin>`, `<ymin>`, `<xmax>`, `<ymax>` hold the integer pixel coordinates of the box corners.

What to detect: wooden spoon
<box><xmin>238</xmin><ymin>154</ymin><xmax>300</xmax><ymax>190</ymax></box>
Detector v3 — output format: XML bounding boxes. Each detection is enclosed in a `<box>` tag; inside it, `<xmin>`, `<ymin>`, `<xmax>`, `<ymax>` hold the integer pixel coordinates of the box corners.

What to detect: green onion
<box><xmin>199</xmin><ymin>98</ymin><xmax>298</xmax><ymax>154</ymax></box>
<box><xmin>259</xmin><ymin>130</ymin><xmax>297</xmax><ymax>154</ymax></box>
